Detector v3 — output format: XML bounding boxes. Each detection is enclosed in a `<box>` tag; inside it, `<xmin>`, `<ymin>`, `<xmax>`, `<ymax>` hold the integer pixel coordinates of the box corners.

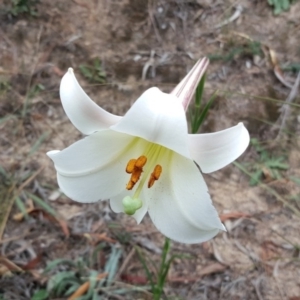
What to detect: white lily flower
<box><xmin>47</xmin><ymin>58</ymin><xmax>250</xmax><ymax>244</ymax></box>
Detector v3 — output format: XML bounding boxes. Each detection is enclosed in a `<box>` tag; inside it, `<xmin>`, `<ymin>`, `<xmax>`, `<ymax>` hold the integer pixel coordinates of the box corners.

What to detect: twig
<box><xmin>275</xmin><ymin>71</ymin><xmax>300</xmax><ymax>140</ymax></box>
<box><xmin>0</xmin><ymin>231</ymin><xmax>29</xmax><ymax>245</ymax></box>
<box><xmin>215</xmin><ymin>5</ymin><xmax>243</xmax><ymax>28</ymax></box>
<box><xmin>272</xmin><ymin>263</ymin><xmax>285</xmax><ymax>300</ymax></box>
<box><xmin>115</xmin><ymin>248</ymin><xmax>135</xmax><ymax>279</ymax></box>
<box><xmin>148</xmin><ymin>0</ymin><xmax>162</xmax><ymax>44</ymax></box>
<box><xmin>253</xmin><ymin>276</ymin><xmax>264</xmax><ymax>300</ymax></box>
<box><xmin>142</xmin><ymin>50</ymin><xmax>156</xmax><ymax>80</ymax></box>
<box><xmin>16</xmin><ymin>165</ymin><xmax>45</xmax><ymax>194</ymax></box>
<box><xmin>0</xmin><ymin>183</ymin><xmax>16</xmax><ymax>240</ymax></box>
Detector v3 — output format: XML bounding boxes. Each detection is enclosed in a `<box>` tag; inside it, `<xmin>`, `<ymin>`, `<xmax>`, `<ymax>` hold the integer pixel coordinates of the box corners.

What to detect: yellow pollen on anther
<box><xmin>135</xmin><ymin>155</ymin><xmax>147</xmax><ymax>168</ymax></box>
<box><xmin>131</xmin><ymin>169</ymin><xmax>142</xmax><ymax>184</ymax></box>
<box><xmin>126</xmin><ymin>159</ymin><xmax>136</xmax><ymax>174</ymax></box>
<box><xmin>148</xmin><ymin>164</ymin><xmax>162</xmax><ymax>188</ymax></box>
<box><xmin>125</xmin><ymin>155</ymin><xmax>148</xmax><ymax>190</ymax></box>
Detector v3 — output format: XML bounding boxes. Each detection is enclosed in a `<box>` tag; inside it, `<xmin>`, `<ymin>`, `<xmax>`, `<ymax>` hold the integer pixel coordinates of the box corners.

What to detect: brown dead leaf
<box><xmin>260</xmin><ymin>241</ymin><xmax>280</xmax><ymax>262</ymax></box>
<box><xmin>22</xmin><ymin>254</ymin><xmax>43</xmax><ymax>270</ymax></box>
<box><xmin>220</xmin><ymin>212</ymin><xmax>251</xmax><ymax>222</ymax></box>
<box><xmin>68</xmin><ymin>273</ymin><xmax>108</xmax><ymax>300</ymax></box>
<box><xmin>262</xmin><ymin>167</ymin><xmax>273</xmax><ymax>182</ymax></box>
<box><xmin>0</xmin><ymin>264</ymin><xmax>12</xmax><ymax>277</ymax></box>
<box><xmin>51</xmin><ymin>66</ymin><xmax>64</xmax><ymax>77</ymax></box>
<box><xmin>58</xmin><ymin>204</ymin><xmax>83</xmax><ymax>220</ymax></box>
<box><xmin>269</xmin><ymin>48</ymin><xmax>279</xmax><ymax>67</ymax></box>
<box><xmin>29</xmin><ymin>209</ymin><xmax>70</xmax><ymax>237</ymax></box>
<box><xmin>268</xmin><ymin>48</ymin><xmax>294</xmax><ymax>88</ymax></box>
<box><xmin>83</xmin><ymin>232</ymin><xmax>116</xmax><ymax>245</ymax></box>
<box><xmin>31</xmin><ymin>113</ymin><xmax>44</xmax><ymax>121</ymax></box>
<box><xmin>169</xmin><ymin>263</ymin><xmax>227</xmax><ymax>283</ymax></box>
<box><xmin>120</xmin><ymin>274</ymin><xmax>148</xmax><ymax>285</ymax></box>
<box><xmin>0</xmin><ymin>256</ymin><xmax>23</xmax><ymax>273</ymax></box>
<box><xmin>199</xmin><ymin>262</ymin><xmax>227</xmax><ymax>277</ymax></box>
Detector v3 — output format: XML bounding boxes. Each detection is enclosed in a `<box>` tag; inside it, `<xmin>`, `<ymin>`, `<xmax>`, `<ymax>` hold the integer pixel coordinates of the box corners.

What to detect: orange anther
<box><xmin>126</xmin><ymin>169</ymin><xmax>142</xmax><ymax>190</ymax></box>
<box><xmin>148</xmin><ymin>165</ymin><xmax>162</xmax><ymax>188</ymax></box>
<box><xmin>125</xmin><ymin>155</ymin><xmax>148</xmax><ymax>190</ymax></box>
<box><xmin>126</xmin><ymin>180</ymin><xmax>134</xmax><ymax>190</ymax></box>
<box><xmin>126</xmin><ymin>159</ymin><xmax>136</xmax><ymax>174</ymax></box>
<box><xmin>135</xmin><ymin>155</ymin><xmax>147</xmax><ymax>168</ymax></box>
<box><xmin>152</xmin><ymin>165</ymin><xmax>162</xmax><ymax>180</ymax></box>
<box><xmin>131</xmin><ymin>169</ymin><xmax>142</xmax><ymax>184</ymax></box>
<box><xmin>148</xmin><ymin>177</ymin><xmax>155</xmax><ymax>188</ymax></box>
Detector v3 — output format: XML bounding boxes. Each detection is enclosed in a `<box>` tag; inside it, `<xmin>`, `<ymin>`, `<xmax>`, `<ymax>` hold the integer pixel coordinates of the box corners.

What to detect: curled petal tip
<box><xmin>60</xmin><ymin>68</ymin><xmax>121</xmax><ymax>134</ymax></box>
<box><xmin>188</xmin><ymin>122</ymin><xmax>250</xmax><ymax>174</ymax></box>
<box><xmin>47</xmin><ymin>150</ymin><xmax>60</xmax><ymax>158</ymax></box>
<box><xmin>221</xmin><ymin>223</ymin><xmax>227</xmax><ymax>232</ymax></box>
<box><xmin>171</xmin><ymin>57</ymin><xmax>209</xmax><ymax>110</ymax></box>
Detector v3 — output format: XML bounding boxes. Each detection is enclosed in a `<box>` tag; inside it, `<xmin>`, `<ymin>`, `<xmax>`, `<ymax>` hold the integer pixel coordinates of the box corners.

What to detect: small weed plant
<box><xmin>5</xmin><ymin>0</ymin><xmax>39</xmax><ymax>17</ymax></box>
<box><xmin>79</xmin><ymin>58</ymin><xmax>107</xmax><ymax>84</ymax></box>
<box><xmin>208</xmin><ymin>41</ymin><xmax>263</xmax><ymax>63</ymax></box>
<box><xmin>267</xmin><ymin>0</ymin><xmax>296</xmax><ymax>15</ymax></box>
<box><xmin>243</xmin><ymin>138</ymin><xmax>289</xmax><ymax>186</ymax></box>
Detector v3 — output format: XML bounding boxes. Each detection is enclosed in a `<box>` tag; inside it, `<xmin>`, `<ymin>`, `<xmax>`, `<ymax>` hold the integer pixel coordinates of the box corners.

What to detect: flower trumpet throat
<box><xmin>124</xmin><ymin>154</ymin><xmax>163</xmax><ymax>215</ymax></box>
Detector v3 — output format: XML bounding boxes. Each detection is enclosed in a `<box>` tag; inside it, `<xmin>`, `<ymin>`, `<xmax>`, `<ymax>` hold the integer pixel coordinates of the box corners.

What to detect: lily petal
<box><xmin>146</xmin><ymin>152</ymin><xmax>224</xmax><ymax>244</ymax></box>
<box><xmin>60</xmin><ymin>68</ymin><xmax>121</xmax><ymax>135</ymax></box>
<box><xmin>111</xmin><ymin>87</ymin><xmax>190</xmax><ymax>158</ymax></box>
<box><xmin>188</xmin><ymin>123</ymin><xmax>250</xmax><ymax>174</ymax></box>
<box><xmin>170</xmin><ymin>58</ymin><xmax>209</xmax><ymax>110</ymax></box>
<box><xmin>47</xmin><ymin>130</ymin><xmax>147</xmax><ymax>202</ymax></box>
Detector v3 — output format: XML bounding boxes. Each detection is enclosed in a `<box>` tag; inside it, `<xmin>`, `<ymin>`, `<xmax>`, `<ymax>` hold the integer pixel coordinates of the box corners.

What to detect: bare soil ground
<box><xmin>0</xmin><ymin>0</ymin><xmax>300</xmax><ymax>299</ymax></box>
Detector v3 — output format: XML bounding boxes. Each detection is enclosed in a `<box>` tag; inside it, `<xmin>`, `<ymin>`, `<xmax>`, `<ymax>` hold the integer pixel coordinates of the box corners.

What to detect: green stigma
<box><xmin>122</xmin><ymin>196</ymin><xmax>143</xmax><ymax>215</ymax></box>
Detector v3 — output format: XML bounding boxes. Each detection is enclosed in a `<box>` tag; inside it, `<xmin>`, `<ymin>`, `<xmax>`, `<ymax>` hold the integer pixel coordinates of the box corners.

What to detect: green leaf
<box><xmin>32</xmin><ymin>289</ymin><xmax>49</xmax><ymax>300</ymax></box>
<box><xmin>268</xmin><ymin>0</ymin><xmax>292</xmax><ymax>14</ymax></box>
<box><xmin>64</xmin><ymin>283</ymin><xmax>81</xmax><ymax>296</ymax></box>
<box><xmin>47</xmin><ymin>271</ymin><xmax>76</xmax><ymax>293</ymax></box>
<box><xmin>44</xmin><ymin>258</ymin><xmax>77</xmax><ymax>273</ymax></box>
<box><xmin>79</xmin><ymin>65</ymin><xmax>93</xmax><ymax>80</ymax></box>
<box><xmin>249</xmin><ymin>170</ymin><xmax>263</xmax><ymax>186</ymax></box>
<box><xmin>56</xmin><ymin>278</ymin><xmax>80</xmax><ymax>296</ymax></box>
<box><xmin>290</xmin><ymin>176</ymin><xmax>300</xmax><ymax>186</ymax></box>
<box><xmin>29</xmin><ymin>132</ymin><xmax>50</xmax><ymax>156</ymax></box>
<box><xmin>27</xmin><ymin>192</ymin><xmax>57</xmax><ymax>217</ymax></box>
<box><xmin>104</xmin><ymin>246</ymin><xmax>122</xmax><ymax>286</ymax></box>
<box><xmin>195</xmin><ymin>74</ymin><xmax>206</xmax><ymax>107</ymax></box>
<box><xmin>135</xmin><ymin>246</ymin><xmax>155</xmax><ymax>291</ymax></box>
<box><xmin>282</xmin><ymin>63</ymin><xmax>300</xmax><ymax>73</ymax></box>
<box><xmin>193</xmin><ymin>90</ymin><xmax>218</xmax><ymax>133</ymax></box>
<box><xmin>15</xmin><ymin>196</ymin><xmax>29</xmax><ymax>219</ymax></box>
